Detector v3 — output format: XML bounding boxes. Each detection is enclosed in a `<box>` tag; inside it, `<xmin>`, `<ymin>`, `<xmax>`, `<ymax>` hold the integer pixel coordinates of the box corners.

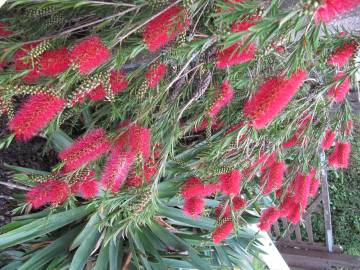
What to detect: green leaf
<box><xmin>48</xmin><ymin>129</ymin><xmax>73</xmax><ymax>152</ymax></box>
<box><xmin>18</xmin><ymin>226</ymin><xmax>81</xmax><ymax>270</ymax></box>
<box><xmin>0</xmin><ymin>204</ymin><xmax>95</xmax><ymax>250</ymax></box>
<box><xmin>70</xmin><ymin>213</ymin><xmax>100</xmax><ymax>250</ymax></box>
<box><xmin>94</xmin><ymin>242</ymin><xmax>109</xmax><ymax>270</ymax></box>
<box><xmin>109</xmin><ymin>238</ymin><xmax>123</xmax><ymax>270</ymax></box>
<box><xmin>0</xmin><ymin>261</ymin><xmax>22</xmax><ymax>270</ymax></box>
<box><xmin>69</xmin><ymin>226</ymin><xmax>101</xmax><ymax>270</ymax></box>
<box><xmin>148</xmin><ymin>222</ymin><xmax>211</xmax><ymax>270</ymax></box>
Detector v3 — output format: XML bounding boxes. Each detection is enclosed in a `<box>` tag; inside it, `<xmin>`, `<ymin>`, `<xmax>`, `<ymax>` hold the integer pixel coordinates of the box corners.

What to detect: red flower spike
<box><xmin>14</xmin><ymin>43</ymin><xmax>40</xmax><ymax>70</ymax></box>
<box><xmin>282</xmin><ymin>134</ymin><xmax>300</xmax><ymax>149</ymax></box>
<box><xmin>243</xmin><ymin>152</ymin><xmax>272</xmax><ymax>178</ymax></box>
<box><xmin>0</xmin><ymin>22</ymin><xmax>12</xmax><ymax>37</ymax></box>
<box><xmin>27</xmin><ymin>180</ymin><xmax>70</xmax><ymax>209</ymax></box>
<box><xmin>315</xmin><ymin>0</ymin><xmax>360</xmax><ymax>24</ymax></box>
<box><xmin>258</xmin><ymin>206</ymin><xmax>281</xmax><ymax>231</ymax></box>
<box><xmin>71</xmin><ymin>36</ymin><xmax>110</xmax><ymax>74</ymax></box>
<box><xmin>9</xmin><ymin>93</ymin><xmax>65</xmax><ymax>141</ymax></box>
<box><xmin>309</xmin><ymin>177</ymin><xmax>320</xmax><ymax>197</ymax></box>
<box><xmin>59</xmin><ymin>128</ymin><xmax>110</xmax><ymax>173</ymax></box>
<box><xmin>209</xmin><ymin>80</ymin><xmax>234</xmax><ymax>118</ymax></box>
<box><xmin>327</xmin><ymin>72</ymin><xmax>350</xmax><ymax>103</ymax></box>
<box><xmin>219</xmin><ymin>170</ymin><xmax>242</xmax><ymax>196</ymax></box>
<box><xmin>287</xmin><ymin>203</ymin><xmax>301</xmax><ymax>224</ymax></box>
<box><xmin>321</xmin><ymin>129</ymin><xmax>336</xmax><ymax>150</ymax></box>
<box><xmin>126</xmin><ymin>175</ymin><xmax>142</xmax><ymax>188</ymax></box>
<box><xmin>261</xmin><ymin>161</ymin><xmax>285</xmax><ymax>195</ymax></box>
<box><xmin>328</xmin><ymin>141</ymin><xmax>351</xmax><ymax>169</ymax></box>
<box><xmin>327</xmin><ymin>42</ymin><xmax>357</xmax><ymax>68</ymax></box>
<box><xmin>145</xmin><ymin>63</ymin><xmax>167</xmax><ymax>88</ymax></box>
<box><xmin>279</xmin><ymin>194</ymin><xmax>297</xmax><ymax>217</ymax></box>
<box><xmin>292</xmin><ymin>172</ymin><xmax>312</xmax><ymax>208</ymax></box>
<box><xmin>144</xmin><ymin>159</ymin><xmax>158</xmax><ymax>182</ymax></box>
<box><xmin>183</xmin><ymin>196</ymin><xmax>205</xmax><ymax>218</ymax></box>
<box><xmin>216</xmin><ymin>41</ymin><xmax>256</xmax><ymax>69</ymax></box>
<box><xmin>231</xmin><ymin>15</ymin><xmax>260</xmax><ymax>32</ymax></box>
<box><xmin>244</xmin><ymin>69</ymin><xmax>307</xmax><ymax>129</ymax></box>
<box><xmin>282</xmin><ymin>114</ymin><xmax>312</xmax><ymax>149</ymax></box>
<box><xmin>86</xmin><ymin>71</ymin><xmax>128</xmax><ymax>101</ymax></box>
<box><xmin>216</xmin><ymin>196</ymin><xmax>246</xmax><ymax>219</ymax></box>
<box><xmin>101</xmin><ymin>150</ymin><xmax>136</xmax><ymax>192</ymax></box>
<box><xmin>38</xmin><ymin>47</ymin><xmax>71</xmax><ymax>77</ymax></box>
<box><xmin>128</xmin><ymin>124</ymin><xmax>151</xmax><ymax>159</ymax></box>
<box><xmin>181</xmin><ymin>177</ymin><xmax>218</xmax><ymax>199</ymax></box>
<box><xmin>71</xmin><ymin>171</ymin><xmax>99</xmax><ymax>199</ymax></box>
<box><xmin>212</xmin><ymin>220</ymin><xmax>234</xmax><ymax>244</ymax></box>
<box><xmin>143</xmin><ymin>6</ymin><xmax>189</xmax><ymax>52</ymax></box>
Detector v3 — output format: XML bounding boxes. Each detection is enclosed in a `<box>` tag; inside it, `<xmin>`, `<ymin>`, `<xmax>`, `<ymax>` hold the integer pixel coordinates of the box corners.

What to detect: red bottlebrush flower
<box><xmin>192</xmin><ymin>118</ymin><xmax>224</xmax><ymax>132</ymax></box>
<box><xmin>143</xmin><ymin>6</ymin><xmax>189</xmax><ymax>52</ymax></box>
<box><xmin>27</xmin><ymin>180</ymin><xmax>70</xmax><ymax>209</ymax></box>
<box><xmin>71</xmin><ymin>36</ymin><xmax>110</xmax><ymax>74</ymax></box>
<box><xmin>13</xmin><ymin>43</ymin><xmax>42</xmax><ymax>84</ymax></box>
<box><xmin>261</xmin><ymin>161</ymin><xmax>285</xmax><ymax>195</ymax></box>
<box><xmin>292</xmin><ymin>172</ymin><xmax>312</xmax><ymax>208</ymax></box>
<box><xmin>212</xmin><ymin>220</ymin><xmax>234</xmax><ymax>244</ymax></box>
<box><xmin>59</xmin><ymin>128</ymin><xmax>110</xmax><ymax>172</ymax></box>
<box><xmin>126</xmin><ymin>175</ymin><xmax>142</xmax><ymax>188</ymax></box>
<box><xmin>327</xmin><ymin>42</ymin><xmax>357</xmax><ymax>68</ymax></box>
<box><xmin>216</xmin><ymin>41</ymin><xmax>255</xmax><ymax>69</ymax></box>
<box><xmin>71</xmin><ymin>171</ymin><xmax>99</xmax><ymax>199</ymax></box>
<box><xmin>244</xmin><ymin>69</ymin><xmax>307</xmax><ymax>129</ymax></box>
<box><xmin>258</xmin><ymin>206</ymin><xmax>280</xmax><ymax>231</ymax></box>
<box><xmin>9</xmin><ymin>93</ymin><xmax>65</xmax><ymax>141</ymax></box>
<box><xmin>282</xmin><ymin>114</ymin><xmax>312</xmax><ymax>149</ymax></box>
<box><xmin>215</xmin><ymin>196</ymin><xmax>246</xmax><ymax>219</ymax></box>
<box><xmin>128</xmin><ymin>124</ymin><xmax>151</xmax><ymax>159</ymax></box>
<box><xmin>309</xmin><ymin>176</ymin><xmax>320</xmax><ymax>197</ymax></box>
<box><xmin>345</xmin><ymin>119</ymin><xmax>353</xmax><ymax>135</ymax></box>
<box><xmin>327</xmin><ymin>72</ymin><xmax>350</xmax><ymax>103</ymax></box>
<box><xmin>86</xmin><ymin>70</ymin><xmax>128</xmax><ymax>101</ymax></box>
<box><xmin>181</xmin><ymin>177</ymin><xmax>219</xmax><ymax>199</ymax></box>
<box><xmin>219</xmin><ymin>170</ymin><xmax>242</xmax><ymax>196</ymax></box>
<box><xmin>209</xmin><ymin>80</ymin><xmax>234</xmax><ymax>118</ymax></box>
<box><xmin>287</xmin><ymin>203</ymin><xmax>301</xmax><ymax>224</ymax></box>
<box><xmin>144</xmin><ymin>159</ymin><xmax>158</xmax><ymax>181</ymax></box>
<box><xmin>328</xmin><ymin>141</ymin><xmax>351</xmax><ymax>169</ymax></box>
<box><xmin>101</xmin><ymin>150</ymin><xmax>136</xmax><ymax>192</ymax></box>
<box><xmin>282</xmin><ymin>134</ymin><xmax>300</xmax><ymax>149</ymax></box>
<box><xmin>183</xmin><ymin>196</ymin><xmax>205</xmax><ymax>218</ymax></box>
<box><xmin>38</xmin><ymin>47</ymin><xmax>71</xmax><ymax>77</ymax></box>
<box><xmin>243</xmin><ymin>152</ymin><xmax>272</xmax><ymax>178</ymax></box>
<box><xmin>321</xmin><ymin>128</ymin><xmax>336</xmax><ymax>150</ymax></box>
<box><xmin>314</xmin><ymin>0</ymin><xmax>360</xmax><ymax>24</ymax></box>
<box><xmin>145</xmin><ymin>63</ymin><xmax>167</xmax><ymax>88</ymax></box>
<box><xmin>279</xmin><ymin>194</ymin><xmax>296</xmax><ymax>217</ymax></box>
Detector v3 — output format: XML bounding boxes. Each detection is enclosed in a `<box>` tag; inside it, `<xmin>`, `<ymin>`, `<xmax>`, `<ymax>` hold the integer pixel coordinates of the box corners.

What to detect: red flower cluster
<box><xmin>258</xmin><ymin>206</ymin><xmax>281</xmax><ymax>231</ymax></box>
<box><xmin>315</xmin><ymin>0</ymin><xmax>360</xmax><ymax>23</ymax></box>
<box><xmin>38</xmin><ymin>47</ymin><xmax>71</xmax><ymax>76</ymax></box>
<box><xmin>143</xmin><ymin>6</ymin><xmax>189</xmax><ymax>52</ymax></box>
<box><xmin>244</xmin><ymin>69</ymin><xmax>307</xmax><ymax>129</ymax></box>
<box><xmin>27</xmin><ymin>179</ymin><xmax>70</xmax><ymax>209</ymax></box>
<box><xmin>292</xmin><ymin>172</ymin><xmax>313</xmax><ymax>208</ymax></box>
<box><xmin>86</xmin><ymin>71</ymin><xmax>128</xmax><ymax>101</ymax></box>
<box><xmin>328</xmin><ymin>141</ymin><xmax>351</xmax><ymax>168</ymax></box>
<box><xmin>183</xmin><ymin>197</ymin><xmax>205</xmax><ymax>217</ymax></box>
<box><xmin>101</xmin><ymin>150</ymin><xmax>136</xmax><ymax>192</ymax></box>
<box><xmin>71</xmin><ymin>170</ymin><xmax>99</xmax><ymax>199</ymax></box>
<box><xmin>145</xmin><ymin>63</ymin><xmax>167</xmax><ymax>88</ymax></box>
<box><xmin>59</xmin><ymin>128</ymin><xmax>111</xmax><ymax>172</ymax></box>
<box><xmin>70</xmin><ymin>36</ymin><xmax>110</xmax><ymax>74</ymax></box>
<box><xmin>9</xmin><ymin>93</ymin><xmax>65</xmax><ymax>141</ymax></box>
<box><xmin>327</xmin><ymin>42</ymin><xmax>357</xmax><ymax>68</ymax></box>
<box><xmin>212</xmin><ymin>220</ymin><xmax>234</xmax><ymax>244</ymax></box>
<box><xmin>216</xmin><ymin>41</ymin><xmax>256</xmax><ymax>69</ymax></box>
<box><xmin>215</xmin><ymin>196</ymin><xmax>246</xmax><ymax>219</ymax></box>
<box><xmin>14</xmin><ymin>43</ymin><xmax>41</xmax><ymax>83</ymax></box>
<box><xmin>208</xmin><ymin>80</ymin><xmax>234</xmax><ymax>118</ymax></box>
<box><xmin>327</xmin><ymin>72</ymin><xmax>350</xmax><ymax>103</ymax></box>
<box><xmin>181</xmin><ymin>177</ymin><xmax>219</xmax><ymax>200</ymax></box>
<box><xmin>219</xmin><ymin>170</ymin><xmax>242</xmax><ymax>196</ymax></box>
<box><xmin>321</xmin><ymin>128</ymin><xmax>336</xmax><ymax>150</ymax></box>
<box><xmin>231</xmin><ymin>15</ymin><xmax>260</xmax><ymax>32</ymax></box>
<box><xmin>260</xmin><ymin>160</ymin><xmax>286</xmax><ymax>195</ymax></box>
<box><xmin>0</xmin><ymin>21</ymin><xmax>12</xmax><ymax>37</ymax></box>
<box><xmin>126</xmin><ymin>159</ymin><xmax>158</xmax><ymax>187</ymax></box>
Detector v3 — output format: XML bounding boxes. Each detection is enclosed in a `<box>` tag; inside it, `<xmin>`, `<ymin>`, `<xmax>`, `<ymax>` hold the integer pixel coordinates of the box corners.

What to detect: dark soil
<box><xmin>0</xmin><ymin>116</ymin><xmax>58</xmax><ymax>226</ymax></box>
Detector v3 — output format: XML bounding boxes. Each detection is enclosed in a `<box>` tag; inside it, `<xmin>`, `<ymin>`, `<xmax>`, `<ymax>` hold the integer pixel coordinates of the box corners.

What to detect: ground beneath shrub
<box><xmin>0</xmin><ymin>116</ymin><xmax>58</xmax><ymax>226</ymax></box>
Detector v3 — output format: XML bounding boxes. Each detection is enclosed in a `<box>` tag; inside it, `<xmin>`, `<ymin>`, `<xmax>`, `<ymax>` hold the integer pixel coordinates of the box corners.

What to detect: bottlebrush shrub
<box><xmin>314</xmin><ymin>0</ymin><xmax>360</xmax><ymax>23</ymax></box>
<box><xmin>8</xmin><ymin>93</ymin><xmax>65</xmax><ymax>140</ymax></box>
<box><xmin>0</xmin><ymin>1</ymin><xmax>358</xmax><ymax>269</ymax></box>
<box><xmin>321</xmin><ymin>128</ymin><xmax>336</xmax><ymax>150</ymax></box>
<box><xmin>327</xmin><ymin>72</ymin><xmax>350</xmax><ymax>103</ymax></box>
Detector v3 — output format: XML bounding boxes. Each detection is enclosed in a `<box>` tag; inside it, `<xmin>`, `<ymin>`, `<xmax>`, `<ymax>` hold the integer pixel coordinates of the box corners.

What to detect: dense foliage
<box><xmin>0</xmin><ymin>0</ymin><xmax>359</xmax><ymax>269</ymax></box>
